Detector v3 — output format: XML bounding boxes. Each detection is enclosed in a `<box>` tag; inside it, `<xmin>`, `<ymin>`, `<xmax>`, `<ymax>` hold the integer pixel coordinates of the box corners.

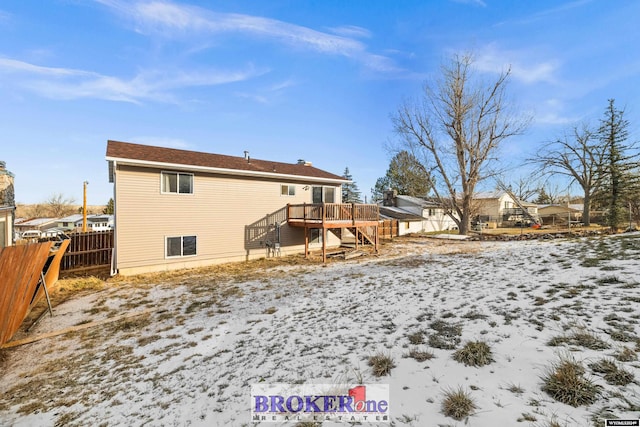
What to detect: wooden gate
<box><xmin>0</xmin><ymin>240</ymin><xmax>69</xmax><ymax>346</ymax></box>
<box><xmin>61</xmin><ymin>230</ymin><xmax>113</xmax><ymax>274</ymax></box>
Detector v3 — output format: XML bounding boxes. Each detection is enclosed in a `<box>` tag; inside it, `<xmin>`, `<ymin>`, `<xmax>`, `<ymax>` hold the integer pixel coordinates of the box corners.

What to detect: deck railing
<box><xmin>287</xmin><ymin>203</ymin><xmax>379</xmax><ymax>224</ymax></box>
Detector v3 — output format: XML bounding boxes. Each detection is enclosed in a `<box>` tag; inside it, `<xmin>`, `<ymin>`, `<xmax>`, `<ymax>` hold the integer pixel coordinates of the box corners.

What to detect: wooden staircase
<box><xmin>341</xmin><ymin>226</ymin><xmax>377</xmax><ymax>248</ymax></box>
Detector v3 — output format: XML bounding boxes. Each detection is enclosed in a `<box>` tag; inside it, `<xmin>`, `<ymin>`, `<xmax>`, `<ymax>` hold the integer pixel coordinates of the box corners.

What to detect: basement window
<box><xmin>162</xmin><ymin>172</ymin><xmax>193</xmax><ymax>194</ymax></box>
<box><xmin>310</xmin><ymin>229</ymin><xmax>323</xmax><ymax>244</ymax></box>
<box><xmin>166</xmin><ymin>235</ymin><xmax>197</xmax><ymax>257</ymax></box>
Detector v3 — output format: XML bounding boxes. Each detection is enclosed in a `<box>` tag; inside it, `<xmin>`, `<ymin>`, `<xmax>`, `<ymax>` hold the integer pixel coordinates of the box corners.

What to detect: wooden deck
<box><xmin>287</xmin><ymin>203</ymin><xmax>380</xmax><ymax>262</ymax></box>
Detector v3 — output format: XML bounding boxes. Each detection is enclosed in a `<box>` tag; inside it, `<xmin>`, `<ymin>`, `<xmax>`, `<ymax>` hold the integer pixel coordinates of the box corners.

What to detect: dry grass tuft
<box><xmin>262</xmin><ymin>307</ymin><xmax>277</xmax><ymax>315</ymax></box>
<box><xmin>614</xmin><ymin>346</ymin><xmax>637</xmax><ymax>362</ymax></box>
<box><xmin>453</xmin><ymin>341</ymin><xmax>494</xmax><ymax>367</ymax></box>
<box><xmin>589</xmin><ymin>358</ymin><xmax>635</xmax><ymax>385</ymax></box>
<box><xmin>428</xmin><ymin>319</ymin><xmax>462</xmax><ymax>350</ymax></box>
<box><xmin>547</xmin><ymin>329</ymin><xmax>610</xmax><ymax>350</ymax></box>
<box><xmin>368</xmin><ymin>352</ymin><xmax>396</xmax><ymax>377</ymax></box>
<box><xmin>405</xmin><ymin>348</ymin><xmax>434</xmax><ymax>362</ymax></box>
<box><xmin>57</xmin><ymin>276</ymin><xmax>108</xmax><ymax>293</ymax></box>
<box><xmin>441</xmin><ymin>387</ymin><xmax>477</xmax><ymax>420</ymax></box>
<box><xmin>407</xmin><ymin>331</ymin><xmax>425</xmax><ymax>345</ymax></box>
<box><xmin>541</xmin><ymin>357</ymin><xmax>600</xmax><ymax>407</ymax></box>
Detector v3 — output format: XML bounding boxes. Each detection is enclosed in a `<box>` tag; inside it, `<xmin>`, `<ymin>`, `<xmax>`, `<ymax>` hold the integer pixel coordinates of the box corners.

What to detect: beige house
<box><xmin>106</xmin><ymin>140</ymin><xmax>378</xmax><ymax>275</ymax></box>
<box><xmin>0</xmin><ymin>206</ymin><xmax>13</xmax><ymax>248</ymax></box>
<box><xmin>475</xmin><ymin>191</ymin><xmax>539</xmax><ymax>226</ymax></box>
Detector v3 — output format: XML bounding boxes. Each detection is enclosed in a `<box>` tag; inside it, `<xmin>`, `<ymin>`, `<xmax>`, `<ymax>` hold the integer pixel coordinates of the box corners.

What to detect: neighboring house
<box><xmin>0</xmin><ymin>161</ymin><xmax>15</xmax><ymax>248</ymax></box>
<box><xmin>73</xmin><ymin>214</ymin><xmax>114</xmax><ymax>231</ymax></box>
<box><xmin>474</xmin><ymin>191</ymin><xmax>539</xmax><ymax>226</ymax></box>
<box><xmin>57</xmin><ymin>214</ymin><xmax>84</xmax><ymax>231</ymax></box>
<box><xmin>380</xmin><ymin>193</ymin><xmax>459</xmax><ymax>233</ymax></box>
<box><xmin>538</xmin><ymin>204</ymin><xmax>583</xmax><ymax>226</ymax></box>
<box><xmin>14</xmin><ymin>217</ymin><xmax>59</xmax><ymax>235</ymax></box>
<box><xmin>0</xmin><ymin>206</ymin><xmax>13</xmax><ymax>248</ymax></box>
<box><xmin>379</xmin><ymin>206</ymin><xmax>424</xmax><ymax>236</ymax></box>
<box><xmin>106</xmin><ymin>140</ymin><xmax>376</xmax><ymax>275</ymax></box>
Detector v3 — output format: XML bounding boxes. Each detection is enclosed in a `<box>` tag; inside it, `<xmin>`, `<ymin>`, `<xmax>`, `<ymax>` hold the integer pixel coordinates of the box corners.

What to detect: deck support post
<box><xmin>304</xmin><ymin>227</ymin><xmax>309</xmax><ymax>258</ymax></box>
<box><xmin>355</xmin><ymin>228</ymin><xmax>359</xmax><ymax>250</ymax></box>
<box><xmin>375</xmin><ymin>224</ymin><xmax>379</xmax><ymax>253</ymax></box>
<box><xmin>322</xmin><ymin>227</ymin><xmax>327</xmax><ymax>263</ymax></box>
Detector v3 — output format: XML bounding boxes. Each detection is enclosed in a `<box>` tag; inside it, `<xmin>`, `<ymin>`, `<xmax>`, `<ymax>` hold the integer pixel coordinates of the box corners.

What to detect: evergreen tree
<box><xmin>535</xmin><ymin>187</ymin><xmax>552</xmax><ymax>204</ymax></box>
<box><xmin>597</xmin><ymin>99</ymin><xmax>638</xmax><ymax>231</ymax></box>
<box><xmin>103</xmin><ymin>198</ymin><xmax>115</xmax><ymax>215</ymax></box>
<box><xmin>341</xmin><ymin>167</ymin><xmax>362</xmax><ymax>203</ymax></box>
<box><xmin>371</xmin><ymin>151</ymin><xmax>431</xmax><ymax>201</ymax></box>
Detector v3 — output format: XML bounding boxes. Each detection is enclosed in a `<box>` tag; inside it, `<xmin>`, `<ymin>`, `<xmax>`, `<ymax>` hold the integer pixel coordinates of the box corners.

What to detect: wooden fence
<box><xmin>61</xmin><ymin>230</ymin><xmax>114</xmax><ymax>274</ymax></box>
<box><xmin>379</xmin><ymin>219</ymin><xmax>398</xmax><ymax>239</ymax></box>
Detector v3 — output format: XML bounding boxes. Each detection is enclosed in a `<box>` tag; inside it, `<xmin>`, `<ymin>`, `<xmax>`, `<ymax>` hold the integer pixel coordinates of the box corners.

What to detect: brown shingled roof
<box><xmin>106</xmin><ymin>140</ymin><xmax>346</xmax><ymax>182</ymax></box>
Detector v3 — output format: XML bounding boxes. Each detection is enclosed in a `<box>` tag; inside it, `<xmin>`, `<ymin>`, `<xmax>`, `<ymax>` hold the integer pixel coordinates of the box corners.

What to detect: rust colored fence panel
<box><xmin>61</xmin><ymin>230</ymin><xmax>113</xmax><ymax>273</ymax></box>
<box><xmin>0</xmin><ymin>242</ymin><xmax>54</xmax><ymax>345</ymax></box>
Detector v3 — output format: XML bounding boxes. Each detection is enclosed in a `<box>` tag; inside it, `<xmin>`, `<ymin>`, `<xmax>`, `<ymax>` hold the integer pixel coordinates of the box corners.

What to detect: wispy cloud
<box><xmin>95</xmin><ymin>0</ymin><xmax>403</xmax><ymax>74</ymax></box>
<box><xmin>234</xmin><ymin>78</ymin><xmax>298</xmax><ymax>105</ymax></box>
<box><xmin>474</xmin><ymin>44</ymin><xmax>559</xmax><ymax>84</ymax></box>
<box><xmin>449</xmin><ymin>0</ymin><xmax>487</xmax><ymax>7</ymax></box>
<box><xmin>327</xmin><ymin>25</ymin><xmax>372</xmax><ymax>39</ymax></box>
<box><xmin>0</xmin><ymin>57</ymin><xmax>266</xmax><ymax>103</ymax></box>
<box><xmin>0</xmin><ymin>9</ymin><xmax>11</xmax><ymax>23</ymax></box>
<box><xmin>494</xmin><ymin>0</ymin><xmax>592</xmax><ymax>27</ymax></box>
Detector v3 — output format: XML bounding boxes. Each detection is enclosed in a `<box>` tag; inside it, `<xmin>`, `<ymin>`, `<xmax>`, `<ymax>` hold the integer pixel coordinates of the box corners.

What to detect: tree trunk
<box><xmin>459</xmin><ymin>198</ymin><xmax>471</xmax><ymax>235</ymax></box>
<box><xmin>582</xmin><ymin>192</ymin><xmax>591</xmax><ymax>226</ymax></box>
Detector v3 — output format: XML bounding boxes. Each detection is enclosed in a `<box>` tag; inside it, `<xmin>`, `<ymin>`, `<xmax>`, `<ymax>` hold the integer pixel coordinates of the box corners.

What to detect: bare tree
<box><xmin>500</xmin><ymin>175</ymin><xmax>542</xmax><ymax>202</ymax></box>
<box><xmin>528</xmin><ymin>123</ymin><xmax>605</xmax><ymax>226</ymax></box>
<box><xmin>28</xmin><ymin>203</ymin><xmax>48</xmax><ymax>218</ymax></box>
<box><xmin>45</xmin><ymin>193</ymin><xmax>76</xmax><ymax>217</ymax></box>
<box><xmin>392</xmin><ymin>53</ymin><xmax>529</xmax><ymax>234</ymax></box>
<box><xmin>535</xmin><ymin>184</ymin><xmax>564</xmax><ymax>204</ymax></box>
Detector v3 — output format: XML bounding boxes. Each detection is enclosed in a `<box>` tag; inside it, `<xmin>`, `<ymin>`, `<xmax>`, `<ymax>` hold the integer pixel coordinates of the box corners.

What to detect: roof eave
<box><xmin>105</xmin><ymin>156</ymin><xmax>348</xmax><ymax>185</ymax></box>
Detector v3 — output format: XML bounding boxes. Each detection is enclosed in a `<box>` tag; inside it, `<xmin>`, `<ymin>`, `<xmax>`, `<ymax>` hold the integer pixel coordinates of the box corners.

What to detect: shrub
<box><xmin>541</xmin><ymin>358</ymin><xmax>600</xmax><ymax>407</ymax></box>
<box><xmin>441</xmin><ymin>387</ymin><xmax>477</xmax><ymax>420</ymax></box>
<box><xmin>368</xmin><ymin>352</ymin><xmax>396</xmax><ymax>377</ymax></box>
<box><xmin>453</xmin><ymin>341</ymin><xmax>494</xmax><ymax>367</ymax></box>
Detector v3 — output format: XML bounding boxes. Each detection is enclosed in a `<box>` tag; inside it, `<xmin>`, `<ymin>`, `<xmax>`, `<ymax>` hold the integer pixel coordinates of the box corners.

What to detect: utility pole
<box><xmin>82</xmin><ymin>181</ymin><xmax>89</xmax><ymax>232</ymax></box>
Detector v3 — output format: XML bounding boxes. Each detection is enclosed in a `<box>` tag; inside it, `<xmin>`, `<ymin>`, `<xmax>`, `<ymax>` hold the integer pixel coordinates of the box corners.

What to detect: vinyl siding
<box><xmin>114</xmin><ymin>165</ymin><xmax>341</xmax><ymax>274</ymax></box>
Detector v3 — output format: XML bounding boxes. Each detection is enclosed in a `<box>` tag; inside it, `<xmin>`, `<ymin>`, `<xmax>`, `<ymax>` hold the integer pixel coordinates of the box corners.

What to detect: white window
<box><xmin>166</xmin><ymin>235</ymin><xmax>197</xmax><ymax>257</ymax></box>
<box><xmin>281</xmin><ymin>185</ymin><xmax>296</xmax><ymax>196</ymax></box>
<box><xmin>162</xmin><ymin>172</ymin><xmax>193</xmax><ymax>194</ymax></box>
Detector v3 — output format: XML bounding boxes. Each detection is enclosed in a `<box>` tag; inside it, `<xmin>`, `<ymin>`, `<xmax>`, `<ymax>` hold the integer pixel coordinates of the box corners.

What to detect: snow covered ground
<box><xmin>1</xmin><ymin>233</ymin><xmax>639</xmax><ymax>427</ymax></box>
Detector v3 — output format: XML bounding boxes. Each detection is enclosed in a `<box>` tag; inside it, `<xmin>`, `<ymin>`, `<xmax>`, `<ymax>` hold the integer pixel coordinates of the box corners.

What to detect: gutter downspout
<box><xmin>110</xmin><ymin>160</ymin><xmax>118</xmax><ymax>276</ymax></box>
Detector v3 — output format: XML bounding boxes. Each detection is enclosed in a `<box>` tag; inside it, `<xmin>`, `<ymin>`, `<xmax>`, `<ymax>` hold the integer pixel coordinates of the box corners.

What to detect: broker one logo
<box><xmin>251</xmin><ymin>384</ymin><xmax>389</xmax><ymax>423</ymax></box>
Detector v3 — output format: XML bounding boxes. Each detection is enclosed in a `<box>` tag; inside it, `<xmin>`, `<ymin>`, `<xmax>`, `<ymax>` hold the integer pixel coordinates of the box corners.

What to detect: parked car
<box><xmin>20</xmin><ymin>230</ymin><xmax>42</xmax><ymax>239</ymax></box>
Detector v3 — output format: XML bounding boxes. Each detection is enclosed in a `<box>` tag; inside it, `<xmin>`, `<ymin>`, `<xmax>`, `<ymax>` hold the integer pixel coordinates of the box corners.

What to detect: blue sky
<box><xmin>1</xmin><ymin>0</ymin><xmax>639</xmax><ymax>205</ymax></box>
